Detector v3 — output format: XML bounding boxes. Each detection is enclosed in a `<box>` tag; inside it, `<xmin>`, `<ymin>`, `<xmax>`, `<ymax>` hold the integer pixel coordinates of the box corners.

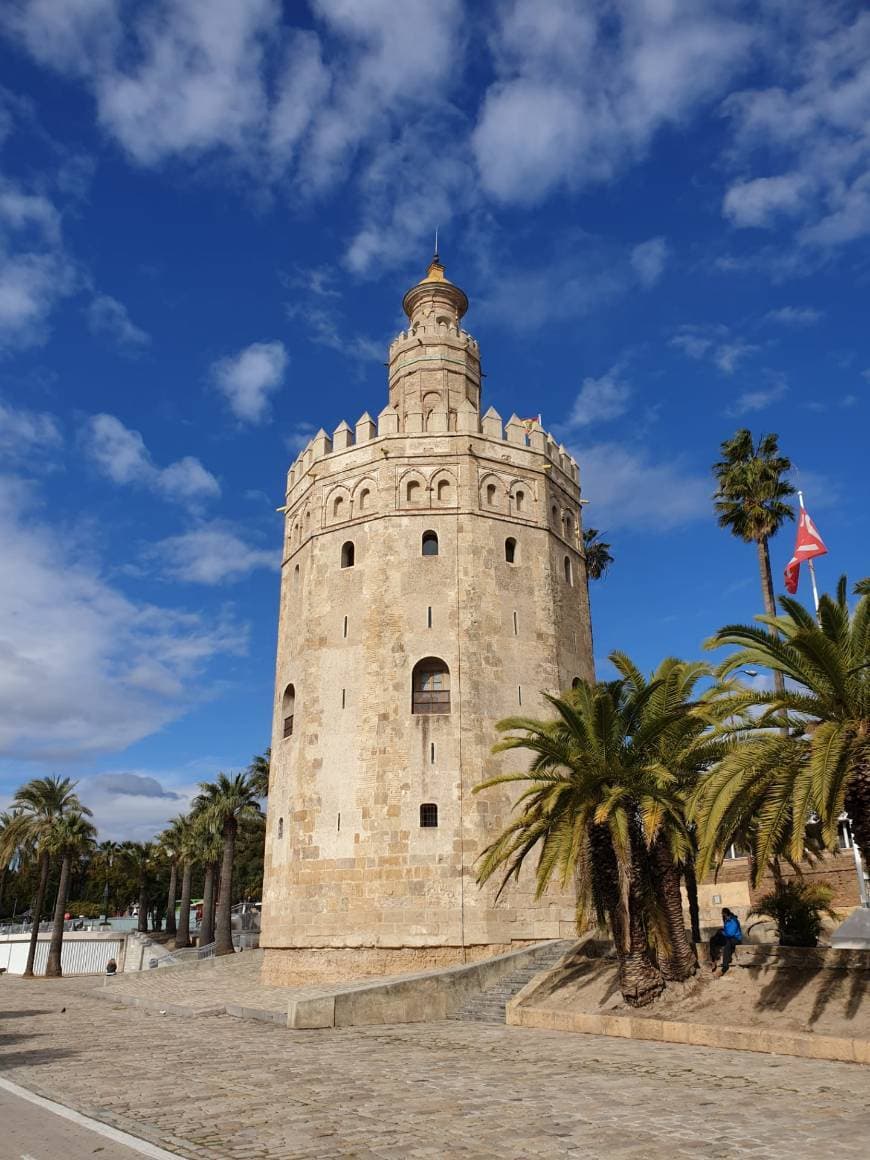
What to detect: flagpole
<box><xmin>797</xmin><ymin>490</ymin><xmax>821</xmax><ymax>615</ymax></box>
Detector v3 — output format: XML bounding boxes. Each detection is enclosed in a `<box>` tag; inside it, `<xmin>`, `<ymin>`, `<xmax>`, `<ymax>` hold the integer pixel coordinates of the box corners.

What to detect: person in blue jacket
<box><xmin>710</xmin><ymin>908</ymin><xmax>742</xmax><ymax>975</ymax></box>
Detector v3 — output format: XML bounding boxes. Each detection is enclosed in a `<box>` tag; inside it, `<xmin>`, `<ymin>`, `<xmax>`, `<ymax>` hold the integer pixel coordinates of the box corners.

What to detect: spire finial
<box><xmin>434</xmin><ymin>227</ymin><xmax>439</xmax><ymax>262</ymax></box>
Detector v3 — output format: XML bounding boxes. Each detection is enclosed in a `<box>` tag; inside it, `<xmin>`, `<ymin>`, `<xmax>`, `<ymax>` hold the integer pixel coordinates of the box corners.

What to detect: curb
<box><xmin>506</xmin><ymin>1003</ymin><xmax>870</xmax><ymax>1065</ymax></box>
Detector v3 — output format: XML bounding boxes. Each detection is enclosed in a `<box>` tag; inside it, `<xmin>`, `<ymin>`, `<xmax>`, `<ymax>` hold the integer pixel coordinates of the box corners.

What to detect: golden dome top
<box><xmin>401</xmin><ymin>248</ymin><xmax>468</xmax><ymax>322</ymax></box>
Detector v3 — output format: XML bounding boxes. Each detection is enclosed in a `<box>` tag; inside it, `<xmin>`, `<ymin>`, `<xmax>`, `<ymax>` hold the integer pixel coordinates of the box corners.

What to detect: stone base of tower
<box><xmin>261</xmin><ymin>941</ymin><xmax>548</xmax><ymax>987</ymax></box>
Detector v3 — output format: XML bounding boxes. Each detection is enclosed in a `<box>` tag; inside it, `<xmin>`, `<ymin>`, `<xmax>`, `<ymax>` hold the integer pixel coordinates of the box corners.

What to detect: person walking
<box><xmin>710</xmin><ymin>908</ymin><xmax>742</xmax><ymax>975</ymax></box>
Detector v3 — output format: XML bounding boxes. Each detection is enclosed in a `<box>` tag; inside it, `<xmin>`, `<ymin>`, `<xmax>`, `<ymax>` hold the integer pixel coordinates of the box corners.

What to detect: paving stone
<box><xmin>0</xmin><ymin>973</ymin><xmax>868</xmax><ymax>1158</ymax></box>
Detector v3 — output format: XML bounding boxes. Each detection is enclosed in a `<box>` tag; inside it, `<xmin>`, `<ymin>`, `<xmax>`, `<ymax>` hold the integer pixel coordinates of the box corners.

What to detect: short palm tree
<box><xmin>475</xmin><ymin>677</ymin><xmax>696</xmax><ymax>1006</ymax></box>
<box><xmin>713</xmin><ymin>429</ymin><xmax>795</xmax><ymax>619</ymax></box>
<box><xmin>696</xmin><ymin>577</ymin><xmax>870</xmax><ymax>870</ymax></box>
<box><xmin>582</xmin><ymin>528</ymin><xmax>614</xmax><ymax>581</ymax></box>
<box><xmin>159</xmin><ymin>818</ymin><xmax>188</xmax><ymax>938</ymax></box>
<box><xmin>169</xmin><ymin>815</ymin><xmax>196</xmax><ymax>949</ymax></box>
<box><xmin>121</xmin><ymin>842</ymin><xmax>155</xmax><ymax>933</ymax></box>
<box><xmin>191</xmin><ymin>813</ymin><xmax>223</xmax><ymax>947</ymax></box>
<box><xmin>45</xmin><ymin>812</ymin><xmax>97</xmax><ymax>977</ymax></box>
<box><xmin>0</xmin><ymin>777</ymin><xmax>88</xmax><ymax>977</ymax></box>
<box><xmin>194</xmin><ymin>773</ymin><xmax>263</xmax><ymax>956</ymax></box>
<box><xmin>94</xmin><ymin>840</ymin><xmax>120</xmax><ymax>921</ymax></box>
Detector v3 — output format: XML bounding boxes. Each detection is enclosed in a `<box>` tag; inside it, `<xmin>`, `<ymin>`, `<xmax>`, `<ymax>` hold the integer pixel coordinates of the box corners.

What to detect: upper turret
<box><xmin>387</xmin><ymin>249</ymin><xmax>481</xmax><ymax>429</ymax></box>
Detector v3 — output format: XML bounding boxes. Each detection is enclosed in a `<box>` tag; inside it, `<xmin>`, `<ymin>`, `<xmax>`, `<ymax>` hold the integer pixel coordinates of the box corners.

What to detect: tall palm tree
<box><xmin>121</xmin><ymin>842</ymin><xmax>154</xmax><ymax>934</ymax></box>
<box><xmin>475</xmin><ymin>677</ymin><xmax>696</xmax><ymax>1006</ymax></box>
<box><xmin>192</xmin><ymin>814</ymin><xmax>223</xmax><ymax>948</ymax></box>
<box><xmin>45</xmin><ymin>812</ymin><xmax>97</xmax><ymax>977</ymax></box>
<box><xmin>94</xmin><ymin>840</ymin><xmax>120</xmax><ymax>922</ymax></box>
<box><xmin>248</xmin><ymin>749</ymin><xmax>271</xmax><ymax>799</ymax></box>
<box><xmin>159</xmin><ymin>818</ymin><xmax>188</xmax><ymax>938</ymax></box>
<box><xmin>0</xmin><ymin>809</ymin><xmax>22</xmax><ymax>917</ymax></box>
<box><xmin>582</xmin><ymin>528</ymin><xmax>614</xmax><ymax>581</ymax></box>
<box><xmin>0</xmin><ymin>777</ymin><xmax>88</xmax><ymax>977</ymax></box>
<box><xmin>696</xmin><ymin>577</ymin><xmax>870</xmax><ymax>868</ymax></box>
<box><xmin>194</xmin><ymin>773</ymin><xmax>263</xmax><ymax>957</ymax></box>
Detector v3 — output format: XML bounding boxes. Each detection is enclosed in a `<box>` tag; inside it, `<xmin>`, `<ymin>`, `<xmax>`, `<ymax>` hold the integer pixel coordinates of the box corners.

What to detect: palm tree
<box><xmin>0</xmin><ymin>810</ymin><xmax>22</xmax><ymax>917</ymax></box>
<box><xmin>0</xmin><ymin>777</ymin><xmax>88</xmax><ymax>977</ymax></box>
<box><xmin>696</xmin><ymin>577</ymin><xmax>870</xmax><ymax>868</ymax></box>
<box><xmin>45</xmin><ymin>812</ymin><xmax>97</xmax><ymax>977</ymax></box>
<box><xmin>121</xmin><ymin>842</ymin><xmax>154</xmax><ymax>933</ymax></box>
<box><xmin>173</xmin><ymin>816</ymin><xmax>197</xmax><ymax>949</ymax></box>
<box><xmin>192</xmin><ymin>814</ymin><xmax>223</xmax><ymax>948</ymax></box>
<box><xmin>582</xmin><ymin>528</ymin><xmax>614</xmax><ymax>581</ymax></box>
<box><xmin>194</xmin><ymin>773</ymin><xmax>263</xmax><ymax>957</ymax></box>
<box><xmin>248</xmin><ymin>749</ymin><xmax>271</xmax><ymax>799</ymax></box>
<box><xmin>475</xmin><ymin>677</ymin><xmax>697</xmax><ymax>1006</ymax></box>
<box><xmin>159</xmin><ymin>818</ymin><xmax>188</xmax><ymax>938</ymax></box>
<box><xmin>713</xmin><ymin>429</ymin><xmax>795</xmax><ymax>619</ymax></box>
<box><xmin>94</xmin><ymin>840</ymin><xmax>120</xmax><ymax>922</ymax></box>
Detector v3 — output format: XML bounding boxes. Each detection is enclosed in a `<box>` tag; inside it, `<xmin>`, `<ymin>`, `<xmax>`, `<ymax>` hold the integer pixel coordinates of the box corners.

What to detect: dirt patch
<box><xmin>526</xmin><ymin>944</ymin><xmax>869</xmax><ymax>1040</ymax></box>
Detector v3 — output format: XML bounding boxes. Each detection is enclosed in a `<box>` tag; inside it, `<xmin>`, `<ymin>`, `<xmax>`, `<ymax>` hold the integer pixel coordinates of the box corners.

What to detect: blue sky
<box><xmin>1</xmin><ymin>1</ymin><xmax>868</xmax><ymax>839</ymax></box>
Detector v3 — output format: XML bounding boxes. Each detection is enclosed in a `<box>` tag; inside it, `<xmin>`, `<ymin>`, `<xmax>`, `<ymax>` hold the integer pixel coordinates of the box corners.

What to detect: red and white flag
<box><xmin>784</xmin><ymin>506</ymin><xmax>827</xmax><ymax>594</ymax></box>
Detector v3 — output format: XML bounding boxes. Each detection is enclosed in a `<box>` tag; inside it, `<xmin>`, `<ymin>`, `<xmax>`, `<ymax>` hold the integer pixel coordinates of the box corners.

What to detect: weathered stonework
<box><xmin>261</xmin><ymin>255</ymin><xmax>594</xmax><ymax>983</ymax></box>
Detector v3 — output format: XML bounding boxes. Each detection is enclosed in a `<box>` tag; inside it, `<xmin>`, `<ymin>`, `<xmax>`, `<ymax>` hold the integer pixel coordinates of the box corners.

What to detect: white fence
<box><xmin>0</xmin><ymin>933</ymin><xmax>122</xmax><ymax>976</ymax></box>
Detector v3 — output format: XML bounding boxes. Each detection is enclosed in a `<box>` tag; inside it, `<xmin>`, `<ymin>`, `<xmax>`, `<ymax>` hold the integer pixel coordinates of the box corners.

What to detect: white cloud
<box><xmin>722</xmin><ymin>173</ymin><xmax>811</xmax><ymax>228</ymax></box>
<box><xmin>211</xmin><ymin>340</ymin><xmax>287</xmax><ymax>424</ymax></box>
<box><xmin>729</xmin><ymin>377</ymin><xmax>788</xmax><ymax>416</ymax></box>
<box><xmin>572</xmin><ymin>440</ymin><xmax>710</xmax><ymax>532</ymax></box>
<box><xmin>567</xmin><ymin>371</ymin><xmax>632</xmax><ymax>428</ymax></box>
<box><xmin>763</xmin><ymin>306</ymin><xmax>823</xmax><ymax>326</ymax></box>
<box><xmin>630</xmin><ymin>236</ymin><xmax>669</xmax><ymax>287</ymax></box>
<box><xmin>87</xmin><ymin>292</ymin><xmax>150</xmax><ymax>349</ymax></box>
<box><xmin>670</xmin><ymin>324</ymin><xmax>759</xmax><ymax>375</ymax></box>
<box><xmin>83</xmin><ymin>413</ymin><xmax>220</xmax><ymax>504</ymax></box>
<box><xmin>148</xmin><ymin>523</ymin><xmax>278</xmax><ymax>585</ymax></box>
<box><xmin>473</xmin><ymin>0</ymin><xmax>754</xmax><ymax>205</ymax></box>
<box><xmin>0</xmin><ymin>475</ymin><xmax>246</xmax><ymax>760</ymax></box>
<box><xmin>0</xmin><ymin>399</ymin><xmax>62</xmax><ymax>462</ymax></box>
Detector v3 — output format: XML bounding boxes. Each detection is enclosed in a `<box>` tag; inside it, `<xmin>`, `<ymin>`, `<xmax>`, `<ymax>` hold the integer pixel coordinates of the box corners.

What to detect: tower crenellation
<box><xmin>263</xmin><ymin>253</ymin><xmax>593</xmax><ymax>986</ymax></box>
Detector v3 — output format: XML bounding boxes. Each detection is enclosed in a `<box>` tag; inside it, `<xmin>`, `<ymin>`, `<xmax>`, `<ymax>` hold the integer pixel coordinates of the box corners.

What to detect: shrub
<box><xmin>64</xmin><ymin>900</ymin><xmax>103</xmax><ymax>919</ymax></box>
<box><xmin>749</xmin><ymin>880</ymin><xmax>838</xmax><ymax>947</ymax></box>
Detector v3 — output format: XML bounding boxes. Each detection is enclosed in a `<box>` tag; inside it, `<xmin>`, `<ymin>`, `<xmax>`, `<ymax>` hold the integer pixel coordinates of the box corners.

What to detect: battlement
<box><xmin>285</xmin><ymin>406</ymin><xmax>579</xmax><ymax>496</ymax></box>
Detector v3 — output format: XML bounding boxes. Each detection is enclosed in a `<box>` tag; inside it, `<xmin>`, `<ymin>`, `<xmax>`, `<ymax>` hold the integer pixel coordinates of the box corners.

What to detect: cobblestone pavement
<box><xmin>1</xmin><ymin>974</ymin><xmax>868</xmax><ymax>1160</ymax></box>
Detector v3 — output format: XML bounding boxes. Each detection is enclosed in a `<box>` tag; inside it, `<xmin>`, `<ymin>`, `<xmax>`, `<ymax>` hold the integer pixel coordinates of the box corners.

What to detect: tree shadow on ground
<box><xmin>527</xmin><ymin>950</ymin><xmax>622</xmax><ymax>1008</ymax></box>
<box><xmin>0</xmin><ymin>1031</ymin><xmax>47</xmax><ymax>1047</ymax></box>
<box><xmin>746</xmin><ymin>955</ymin><xmax>868</xmax><ymax>1025</ymax></box>
<box><xmin>0</xmin><ymin>1009</ymin><xmax>54</xmax><ymax>1019</ymax></box>
<box><xmin>0</xmin><ymin>1046</ymin><xmax>78</xmax><ymax>1068</ymax></box>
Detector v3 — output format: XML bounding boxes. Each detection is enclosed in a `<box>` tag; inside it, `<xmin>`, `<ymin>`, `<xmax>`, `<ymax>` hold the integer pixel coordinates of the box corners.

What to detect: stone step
<box><xmin>449</xmin><ymin>941</ymin><xmax>573</xmax><ymax>1024</ymax></box>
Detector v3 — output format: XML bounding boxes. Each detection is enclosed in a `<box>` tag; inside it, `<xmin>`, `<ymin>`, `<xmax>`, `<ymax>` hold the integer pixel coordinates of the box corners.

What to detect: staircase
<box><xmin>450</xmin><ymin>940</ymin><xmax>574</xmax><ymax>1023</ymax></box>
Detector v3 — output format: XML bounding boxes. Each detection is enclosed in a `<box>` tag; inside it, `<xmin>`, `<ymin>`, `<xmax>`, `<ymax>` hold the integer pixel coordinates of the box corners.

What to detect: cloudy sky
<box><xmin>1</xmin><ymin>1</ymin><xmax>868</xmax><ymax>839</ymax></box>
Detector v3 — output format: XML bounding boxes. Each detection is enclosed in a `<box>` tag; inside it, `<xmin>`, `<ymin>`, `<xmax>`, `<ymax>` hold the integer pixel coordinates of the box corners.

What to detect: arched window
<box><xmin>332</xmin><ymin>494</ymin><xmax>345</xmax><ymax>519</ymax></box>
<box><xmin>358</xmin><ymin>487</ymin><xmax>370</xmax><ymax>511</ymax></box>
<box><xmin>282</xmin><ymin>683</ymin><xmax>296</xmax><ymax>738</ymax></box>
<box><xmin>341</xmin><ymin>541</ymin><xmax>355</xmax><ymax>568</ymax></box>
<box><xmin>422</xmin><ymin>530</ymin><xmax>439</xmax><ymax>556</ymax></box>
<box><xmin>514</xmin><ymin>489</ymin><xmax>525</xmax><ymax>513</ymax></box>
<box><xmin>406</xmin><ymin>479</ymin><xmax>422</xmax><ymax>505</ymax></box>
<box><xmin>412</xmin><ymin>657</ymin><xmax>450</xmax><ymax>714</ymax></box>
<box><xmin>293</xmin><ymin>563</ymin><xmax>300</xmax><ymax>584</ymax></box>
<box><xmin>564</xmin><ymin>556</ymin><xmax>572</xmax><ymax>585</ymax></box>
<box><xmin>505</xmin><ymin>537</ymin><xmax>517</xmax><ymax>563</ymax></box>
<box><xmin>436</xmin><ymin>478</ymin><xmax>452</xmax><ymax>504</ymax></box>
<box><xmin>420</xmin><ymin>803</ymin><xmax>438</xmax><ymax>828</ymax></box>
<box><xmin>486</xmin><ymin>482</ymin><xmax>497</xmax><ymax>506</ymax></box>
<box><xmin>277</xmin><ymin>817</ymin><xmax>284</xmax><ymax>839</ymax></box>
<box><xmin>572</xmin><ymin>677</ymin><xmax>582</xmax><ymax>689</ymax></box>
<box><xmin>551</xmin><ymin>504</ymin><xmax>558</xmax><ymax>522</ymax></box>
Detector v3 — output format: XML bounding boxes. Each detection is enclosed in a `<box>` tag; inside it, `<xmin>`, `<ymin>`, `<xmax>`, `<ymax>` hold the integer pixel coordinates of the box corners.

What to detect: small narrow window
<box><xmin>341</xmin><ymin>688</ymin><xmax>346</xmax><ymax>709</ymax></box>
<box><xmin>422</xmin><ymin>530</ymin><xmax>439</xmax><ymax>556</ymax></box>
<box><xmin>515</xmin><ymin>490</ymin><xmax>525</xmax><ymax>513</ymax></box>
<box><xmin>513</xmin><ymin>610</ymin><xmax>518</xmax><ymax>636</ymax></box>
<box><xmin>333</xmin><ymin>495</ymin><xmax>345</xmax><ymax>519</ymax></box>
<box><xmin>277</xmin><ymin>817</ymin><xmax>284</xmax><ymax>839</ymax></box>
<box><xmin>294</xmin><ymin>563</ymin><xmax>300</xmax><ymax>584</ymax></box>
<box><xmin>505</xmin><ymin>537</ymin><xmax>516</xmax><ymax>563</ymax></box>
<box><xmin>343</xmin><ymin>615</ymin><xmax>348</xmax><ymax>639</ymax></box>
<box><xmin>420</xmin><ymin>803</ymin><xmax>438</xmax><ymax>828</ymax></box>
<box><xmin>358</xmin><ymin>487</ymin><xmax>370</xmax><ymax>511</ymax></box>
<box><xmin>282</xmin><ymin>683</ymin><xmax>296</xmax><ymax>738</ymax></box>
<box><xmin>430</xmin><ymin>742</ymin><xmax>435</xmax><ymax>764</ymax></box>
<box><xmin>427</xmin><ymin>606</ymin><xmax>432</xmax><ymax>628</ymax></box>
<box><xmin>341</xmin><ymin>541</ymin><xmax>354</xmax><ymax>568</ymax></box>
<box><xmin>436</xmin><ymin>478</ymin><xmax>452</xmax><ymax>504</ymax></box>
<box><xmin>337</xmin><ymin>812</ymin><xmax>341</xmax><ymax>832</ymax></box>
<box><xmin>572</xmin><ymin>677</ymin><xmax>582</xmax><ymax>689</ymax></box>
<box><xmin>564</xmin><ymin>556</ymin><xmax>572</xmax><ymax>585</ymax></box>
<box><xmin>518</xmin><ymin>685</ymin><xmax>523</xmax><ymax>706</ymax></box>
<box><xmin>486</xmin><ymin>483</ymin><xmax>497</xmax><ymax>506</ymax></box>
<box><xmin>406</xmin><ymin>479</ymin><xmax>422</xmax><ymax>505</ymax></box>
<box><xmin>551</xmin><ymin>504</ymin><xmax>558</xmax><ymax>522</ymax></box>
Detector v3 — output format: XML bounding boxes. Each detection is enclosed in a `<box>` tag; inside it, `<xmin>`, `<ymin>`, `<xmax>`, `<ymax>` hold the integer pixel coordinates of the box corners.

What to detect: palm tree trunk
<box><xmin>214</xmin><ymin>818</ymin><xmax>237</xmax><ymax>957</ymax></box>
<box><xmin>844</xmin><ymin>767</ymin><xmax>870</xmax><ymax>865</ymax></box>
<box><xmin>45</xmin><ymin>852</ymin><xmax>72</xmax><ymax>978</ymax></box>
<box><xmin>137</xmin><ymin>871</ymin><xmax>148</xmax><ymax>933</ymax></box>
<box><xmin>757</xmin><ymin>536</ymin><xmax>787</xmax><ymax>702</ymax></box>
<box><xmin>23</xmin><ymin>852</ymin><xmax>50</xmax><ymax>978</ymax></box>
<box><xmin>683</xmin><ymin>858</ymin><xmax>702</xmax><ymax>944</ymax></box>
<box><xmin>652</xmin><ymin>839</ymin><xmax>697</xmax><ymax>982</ymax></box>
<box><xmin>200</xmin><ymin>860</ymin><xmax>216</xmax><ymax>947</ymax></box>
<box><xmin>176</xmin><ymin>860</ymin><xmax>192</xmax><ymax>948</ymax></box>
<box><xmin>165</xmin><ymin>860</ymin><xmax>177</xmax><ymax>937</ymax></box>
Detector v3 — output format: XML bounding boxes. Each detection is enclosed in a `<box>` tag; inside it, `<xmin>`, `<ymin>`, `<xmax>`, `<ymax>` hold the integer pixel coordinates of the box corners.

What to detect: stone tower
<box><xmin>260</xmin><ymin>253</ymin><xmax>594</xmax><ymax>985</ymax></box>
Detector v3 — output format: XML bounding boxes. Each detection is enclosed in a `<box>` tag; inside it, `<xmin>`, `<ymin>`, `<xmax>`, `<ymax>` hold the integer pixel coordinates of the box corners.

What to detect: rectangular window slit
<box><xmin>518</xmin><ymin>685</ymin><xmax>522</xmax><ymax>706</ymax></box>
<box><xmin>430</xmin><ymin>742</ymin><xmax>435</xmax><ymax>764</ymax></box>
<box><xmin>513</xmin><ymin>610</ymin><xmax>518</xmax><ymax>635</ymax></box>
<box><xmin>427</xmin><ymin>606</ymin><xmax>432</xmax><ymax>628</ymax></box>
<box><xmin>337</xmin><ymin>812</ymin><xmax>341</xmax><ymax>832</ymax></box>
<box><xmin>343</xmin><ymin>615</ymin><xmax>348</xmax><ymax>639</ymax></box>
<box><xmin>341</xmin><ymin>688</ymin><xmax>346</xmax><ymax>709</ymax></box>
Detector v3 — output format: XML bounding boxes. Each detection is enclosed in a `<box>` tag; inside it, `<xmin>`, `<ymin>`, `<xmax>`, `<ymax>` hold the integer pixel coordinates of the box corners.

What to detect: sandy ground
<box><xmin>528</xmin><ymin>945</ymin><xmax>869</xmax><ymax>1039</ymax></box>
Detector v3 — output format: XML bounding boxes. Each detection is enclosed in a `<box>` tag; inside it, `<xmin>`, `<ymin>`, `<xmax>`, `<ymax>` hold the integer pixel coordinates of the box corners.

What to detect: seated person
<box><xmin>710</xmin><ymin>907</ymin><xmax>742</xmax><ymax>975</ymax></box>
